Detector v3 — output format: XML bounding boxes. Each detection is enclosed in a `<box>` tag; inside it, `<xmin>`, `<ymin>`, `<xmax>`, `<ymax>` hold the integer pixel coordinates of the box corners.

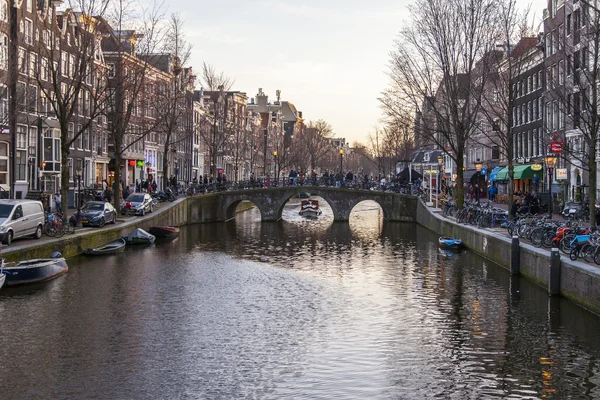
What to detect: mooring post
<box><xmin>549</xmin><ymin>248</ymin><xmax>561</xmax><ymax>296</ymax></box>
<box><xmin>510</xmin><ymin>235</ymin><xmax>520</xmax><ymax>275</ymax></box>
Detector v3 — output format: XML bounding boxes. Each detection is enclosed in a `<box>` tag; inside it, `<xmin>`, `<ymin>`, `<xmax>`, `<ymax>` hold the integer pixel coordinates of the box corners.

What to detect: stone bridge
<box><xmin>187</xmin><ymin>186</ymin><xmax>418</xmax><ymax>223</ymax></box>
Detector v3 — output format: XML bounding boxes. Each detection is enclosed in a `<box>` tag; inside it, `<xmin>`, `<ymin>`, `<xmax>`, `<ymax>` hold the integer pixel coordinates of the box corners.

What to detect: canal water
<box><xmin>1</xmin><ymin>200</ymin><xmax>600</xmax><ymax>399</ymax></box>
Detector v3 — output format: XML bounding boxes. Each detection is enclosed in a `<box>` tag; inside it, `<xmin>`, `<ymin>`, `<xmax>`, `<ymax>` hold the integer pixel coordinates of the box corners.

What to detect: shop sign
<box><xmin>531</xmin><ymin>164</ymin><xmax>542</xmax><ymax>171</ymax></box>
<box><xmin>550</xmin><ymin>141</ymin><xmax>563</xmax><ymax>152</ymax></box>
<box><xmin>128</xmin><ymin>160</ymin><xmax>136</xmax><ymax>167</ymax></box>
<box><xmin>136</xmin><ymin>160</ymin><xmax>144</xmax><ymax>168</ymax></box>
<box><xmin>556</xmin><ymin>168</ymin><xmax>568</xmax><ymax>180</ymax></box>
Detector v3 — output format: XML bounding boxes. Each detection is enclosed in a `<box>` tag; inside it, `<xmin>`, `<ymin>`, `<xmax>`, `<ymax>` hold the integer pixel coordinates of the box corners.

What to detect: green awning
<box><xmin>494</xmin><ymin>164</ymin><xmax>544</xmax><ymax>181</ymax></box>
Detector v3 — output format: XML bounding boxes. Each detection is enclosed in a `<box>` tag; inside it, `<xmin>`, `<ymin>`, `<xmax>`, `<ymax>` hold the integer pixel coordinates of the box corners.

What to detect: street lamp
<box><xmin>75</xmin><ymin>167</ymin><xmax>83</xmax><ymax>227</ymax></box>
<box><xmin>339</xmin><ymin>149</ymin><xmax>344</xmax><ymax>173</ymax></box>
<box><xmin>474</xmin><ymin>158</ymin><xmax>483</xmax><ymax>204</ymax></box>
<box><xmin>545</xmin><ymin>153</ymin><xmax>558</xmax><ymax>218</ymax></box>
<box><xmin>273</xmin><ymin>151</ymin><xmax>278</xmax><ymax>182</ymax></box>
<box><xmin>437</xmin><ymin>155</ymin><xmax>444</xmax><ymax>208</ymax></box>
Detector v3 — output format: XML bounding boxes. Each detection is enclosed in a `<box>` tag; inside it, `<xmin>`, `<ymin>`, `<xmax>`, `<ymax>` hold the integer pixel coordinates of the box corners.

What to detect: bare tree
<box><xmin>383</xmin><ymin>0</ymin><xmax>499</xmax><ymax>208</ymax></box>
<box><xmin>471</xmin><ymin>0</ymin><xmax>536</xmax><ymax>219</ymax></box>
<box><xmin>32</xmin><ymin>0</ymin><xmax>110</xmax><ymax>220</ymax></box>
<box><xmin>199</xmin><ymin>62</ymin><xmax>233</xmax><ymax>177</ymax></box>
<box><xmin>101</xmin><ymin>0</ymin><xmax>166</xmax><ymax>214</ymax></box>
<box><xmin>295</xmin><ymin>119</ymin><xmax>334</xmax><ymax>172</ymax></box>
<box><xmin>155</xmin><ymin>13</ymin><xmax>194</xmax><ymax>190</ymax></box>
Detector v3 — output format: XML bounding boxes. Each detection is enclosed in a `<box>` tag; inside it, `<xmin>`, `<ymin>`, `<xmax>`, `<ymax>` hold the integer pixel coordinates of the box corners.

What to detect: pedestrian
<box><xmin>54</xmin><ymin>191</ymin><xmax>61</xmax><ymax>214</ymax></box>
<box><xmin>135</xmin><ymin>179</ymin><xmax>140</xmax><ymax>193</ymax></box>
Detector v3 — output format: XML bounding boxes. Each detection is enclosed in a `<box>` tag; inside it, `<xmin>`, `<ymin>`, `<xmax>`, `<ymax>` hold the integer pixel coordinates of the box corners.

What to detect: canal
<box><xmin>1</xmin><ymin>200</ymin><xmax>600</xmax><ymax>399</ymax></box>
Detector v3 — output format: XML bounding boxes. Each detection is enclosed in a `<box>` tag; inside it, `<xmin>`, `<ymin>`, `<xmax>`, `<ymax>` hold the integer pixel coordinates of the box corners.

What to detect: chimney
<box><xmin>298</xmin><ymin>111</ymin><xmax>303</xmax><ymax>119</ymax></box>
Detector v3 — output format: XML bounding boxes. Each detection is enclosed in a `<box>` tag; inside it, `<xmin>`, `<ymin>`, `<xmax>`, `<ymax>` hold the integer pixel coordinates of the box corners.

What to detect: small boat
<box><xmin>439</xmin><ymin>236</ymin><xmax>463</xmax><ymax>250</ymax></box>
<box><xmin>85</xmin><ymin>238</ymin><xmax>126</xmax><ymax>255</ymax></box>
<box><xmin>299</xmin><ymin>199</ymin><xmax>322</xmax><ymax>218</ymax></box>
<box><xmin>2</xmin><ymin>254</ymin><xmax>68</xmax><ymax>286</ymax></box>
<box><xmin>298</xmin><ymin>192</ymin><xmax>310</xmax><ymax>199</ymax></box>
<box><xmin>149</xmin><ymin>226</ymin><xmax>180</xmax><ymax>239</ymax></box>
<box><xmin>0</xmin><ymin>271</ymin><xmax>5</xmax><ymax>289</ymax></box>
<box><xmin>123</xmin><ymin>228</ymin><xmax>156</xmax><ymax>245</ymax></box>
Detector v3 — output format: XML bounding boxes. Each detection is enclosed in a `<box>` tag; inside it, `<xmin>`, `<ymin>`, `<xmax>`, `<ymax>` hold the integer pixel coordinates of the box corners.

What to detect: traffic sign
<box><xmin>550</xmin><ymin>141</ymin><xmax>563</xmax><ymax>152</ymax></box>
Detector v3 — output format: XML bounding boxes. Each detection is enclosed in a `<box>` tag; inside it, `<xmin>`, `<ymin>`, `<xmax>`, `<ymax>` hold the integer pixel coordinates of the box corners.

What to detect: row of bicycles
<box><xmin>505</xmin><ymin>213</ymin><xmax>600</xmax><ymax>263</ymax></box>
<box><xmin>443</xmin><ymin>200</ymin><xmax>509</xmax><ymax>229</ymax></box>
<box><xmin>43</xmin><ymin>212</ymin><xmax>75</xmax><ymax>238</ymax></box>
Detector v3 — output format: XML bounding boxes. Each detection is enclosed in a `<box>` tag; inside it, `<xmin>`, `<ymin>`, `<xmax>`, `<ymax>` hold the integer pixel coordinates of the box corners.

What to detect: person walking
<box><xmin>54</xmin><ymin>191</ymin><xmax>61</xmax><ymax>214</ymax></box>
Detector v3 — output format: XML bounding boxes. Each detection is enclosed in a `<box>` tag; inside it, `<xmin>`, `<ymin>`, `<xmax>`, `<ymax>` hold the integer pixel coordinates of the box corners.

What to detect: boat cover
<box><xmin>125</xmin><ymin>228</ymin><xmax>156</xmax><ymax>242</ymax></box>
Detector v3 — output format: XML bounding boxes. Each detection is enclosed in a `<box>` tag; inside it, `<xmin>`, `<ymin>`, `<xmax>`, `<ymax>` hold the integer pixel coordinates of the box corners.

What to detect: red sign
<box><xmin>550</xmin><ymin>141</ymin><xmax>563</xmax><ymax>153</ymax></box>
<box><xmin>128</xmin><ymin>160</ymin><xmax>136</xmax><ymax>167</ymax></box>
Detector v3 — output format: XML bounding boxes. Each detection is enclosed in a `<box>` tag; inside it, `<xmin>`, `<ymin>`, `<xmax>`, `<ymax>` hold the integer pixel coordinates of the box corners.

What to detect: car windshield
<box><xmin>0</xmin><ymin>204</ymin><xmax>14</xmax><ymax>218</ymax></box>
<box><xmin>127</xmin><ymin>195</ymin><xmax>144</xmax><ymax>202</ymax></box>
<box><xmin>83</xmin><ymin>204</ymin><xmax>103</xmax><ymax>211</ymax></box>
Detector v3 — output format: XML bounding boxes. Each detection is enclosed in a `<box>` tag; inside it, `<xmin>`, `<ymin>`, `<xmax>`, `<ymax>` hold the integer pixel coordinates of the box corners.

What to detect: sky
<box><xmin>149</xmin><ymin>0</ymin><xmax>547</xmax><ymax>145</ymax></box>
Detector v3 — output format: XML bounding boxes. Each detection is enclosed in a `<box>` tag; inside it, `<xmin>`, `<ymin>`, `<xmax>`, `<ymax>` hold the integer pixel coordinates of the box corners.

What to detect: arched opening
<box><xmin>225</xmin><ymin>199</ymin><xmax>261</xmax><ymax>223</ymax></box>
<box><xmin>349</xmin><ymin>200</ymin><xmax>384</xmax><ymax>238</ymax></box>
<box><xmin>280</xmin><ymin>192</ymin><xmax>334</xmax><ymax>226</ymax></box>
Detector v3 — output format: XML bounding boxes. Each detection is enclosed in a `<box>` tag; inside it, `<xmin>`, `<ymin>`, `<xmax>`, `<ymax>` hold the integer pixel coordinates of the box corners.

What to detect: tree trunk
<box><xmin>507</xmin><ymin>161</ymin><xmax>514</xmax><ymax>220</ymax></box>
<box><xmin>162</xmin><ymin>146</ymin><xmax>169</xmax><ymax>191</ymax></box>
<box><xmin>455</xmin><ymin>156</ymin><xmax>464</xmax><ymax>208</ymax></box>
<box><xmin>60</xmin><ymin>140</ymin><xmax>71</xmax><ymax>220</ymax></box>
<box><xmin>590</xmin><ymin>141</ymin><xmax>597</xmax><ymax>228</ymax></box>
<box><xmin>113</xmin><ymin>136</ymin><xmax>123</xmax><ymax>217</ymax></box>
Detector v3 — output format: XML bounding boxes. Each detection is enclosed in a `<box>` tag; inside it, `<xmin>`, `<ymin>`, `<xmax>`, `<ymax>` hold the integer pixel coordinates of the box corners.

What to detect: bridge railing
<box><xmin>184</xmin><ymin>178</ymin><xmax>420</xmax><ymax>197</ymax></box>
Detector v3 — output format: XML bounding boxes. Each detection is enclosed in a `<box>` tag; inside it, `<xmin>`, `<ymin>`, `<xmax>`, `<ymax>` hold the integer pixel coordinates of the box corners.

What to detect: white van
<box><xmin>0</xmin><ymin>200</ymin><xmax>45</xmax><ymax>245</ymax></box>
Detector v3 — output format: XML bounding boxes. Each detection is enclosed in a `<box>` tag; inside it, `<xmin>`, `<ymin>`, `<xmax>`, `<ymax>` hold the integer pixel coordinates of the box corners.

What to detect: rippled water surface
<box><xmin>1</xmin><ymin>200</ymin><xmax>600</xmax><ymax>399</ymax></box>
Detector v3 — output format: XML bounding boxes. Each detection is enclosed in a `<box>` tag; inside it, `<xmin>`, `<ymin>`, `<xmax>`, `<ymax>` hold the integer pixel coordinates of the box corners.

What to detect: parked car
<box><xmin>0</xmin><ymin>199</ymin><xmax>45</xmax><ymax>245</ymax></box>
<box><xmin>123</xmin><ymin>193</ymin><xmax>154</xmax><ymax>216</ymax></box>
<box><xmin>80</xmin><ymin>201</ymin><xmax>117</xmax><ymax>227</ymax></box>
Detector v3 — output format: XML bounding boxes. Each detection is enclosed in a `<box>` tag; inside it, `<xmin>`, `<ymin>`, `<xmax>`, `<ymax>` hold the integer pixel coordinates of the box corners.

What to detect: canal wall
<box><xmin>415</xmin><ymin>199</ymin><xmax>600</xmax><ymax>314</ymax></box>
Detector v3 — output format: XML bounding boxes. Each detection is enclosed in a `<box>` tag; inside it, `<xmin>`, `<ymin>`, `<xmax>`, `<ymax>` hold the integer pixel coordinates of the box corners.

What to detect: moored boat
<box><xmin>438</xmin><ymin>236</ymin><xmax>463</xmax><ymax>250</ymax></box>
<box><xmin>149</xmin><ymin>226</ymin><xmax>180</xmax><ymax>239</ymax></box>
<box><xmin>123</xmin><ymin>228</ymin><xmax>156</xmax><ymax>245</ymax></box>
<box><xmin>2</xmin><ymin>255</ymin><xmax>68</xmax><ymax>286</ymax></box>
<box><xmin>84</xmin><ymin>238</ymin><xmax>127</xmax><ymax>255</ymax></box>
<box><xmin>0</xmin><ymin>271</ymin><xmax>5</xmax><ymax>289</ymax></box>
<box><xmin>299</xmin><ymin>199</ymin><xmax>322</xmax><ymax>218</ymax></box>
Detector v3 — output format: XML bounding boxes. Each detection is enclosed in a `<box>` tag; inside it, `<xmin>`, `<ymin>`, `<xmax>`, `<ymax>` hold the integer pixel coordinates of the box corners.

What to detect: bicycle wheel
<box><xmin>570</xmin><ymin>248</ymin><xmax>580</xmax><ymax>261</ymax></box>
<box><xmin>581</xmin><ymin>244</ymin><xmax>595</xmax><ymax>263</ymax></box>
<box><xmin>560</xmin><ymin>235</ymin><xmax>575</xmax><ymax>254</ymax></box>
<box><xmin>54</xmin><ymin>222</ymin><xmax>65</xmax><ymax>238</ymax></box>
<box><xmin>43</xmin><ymin>221</ymin><xmax>56</xmax><ymax>237</ymax></box>
<box><xmin>530</xmin><ymin>229</ymin><xmax>544</xmax><ymax>247</ymax></box>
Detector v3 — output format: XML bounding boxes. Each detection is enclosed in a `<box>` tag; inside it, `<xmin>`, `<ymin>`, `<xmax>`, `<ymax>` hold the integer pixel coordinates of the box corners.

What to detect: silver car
<box><xmin>123</xmin><ymin>193</ymin><xmax>154</xmax><ymax>216</ymax></box>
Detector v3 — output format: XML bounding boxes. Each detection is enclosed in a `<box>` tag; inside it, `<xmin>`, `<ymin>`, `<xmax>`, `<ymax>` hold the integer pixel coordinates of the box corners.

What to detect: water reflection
<box><xmin>0</xmin><ymin>202</ymin><xmax>600</xmax><ymax>398</ymax></box>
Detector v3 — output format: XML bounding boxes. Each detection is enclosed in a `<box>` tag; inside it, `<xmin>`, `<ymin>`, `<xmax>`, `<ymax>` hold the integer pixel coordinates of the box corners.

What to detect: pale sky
<box><xmin>154</xmin><ymin>0</ymin><xmax>547</xmax><ymax>145</ymax></box>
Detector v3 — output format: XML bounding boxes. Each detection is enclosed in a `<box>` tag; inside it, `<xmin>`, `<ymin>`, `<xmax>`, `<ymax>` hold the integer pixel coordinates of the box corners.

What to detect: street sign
<box><xmin>556</xmin><ymin>168</ymin><xmax>568</xmax><ymax>180</ymax></box>
<box><xmin>550</xmin><ymin>141</ymin><xmax>563</xmax><ymax>152</ymax></box>
<box><xmin>481</xmin><ymin>168</ymin><xmax>487</xmax><ymax>175</ymax></box>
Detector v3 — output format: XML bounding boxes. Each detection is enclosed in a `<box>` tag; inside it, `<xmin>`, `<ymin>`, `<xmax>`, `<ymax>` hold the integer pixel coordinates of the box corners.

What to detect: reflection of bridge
<box><xmin>187</xmin><ymin>186</ymin><xmax>418</xmax><ymax>222</ymax></box>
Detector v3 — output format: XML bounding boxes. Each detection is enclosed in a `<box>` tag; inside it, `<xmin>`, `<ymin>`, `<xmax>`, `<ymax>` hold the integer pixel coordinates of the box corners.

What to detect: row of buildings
<box><xmin>414</xmin><ymin>0</ymin><xmax>597</xmax><ymax>204</ymax></box>
<box><xmin>0</xmin><ymin>0</ymin><xmax>327</xmax><ymax>206</ymax></box>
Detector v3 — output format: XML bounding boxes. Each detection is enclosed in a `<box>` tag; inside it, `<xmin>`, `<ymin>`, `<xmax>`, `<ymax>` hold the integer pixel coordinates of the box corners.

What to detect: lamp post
<box><xmin>273</xmin><ymin>151</ymin><xmax>278</xmax><ymax>182</ymax></box>
<box><xmin>339</xmin><ymin>149</ymin><xmax>344</xmax><ymax>173</ymax></box>
<box><xmin>75</xmin><ymin>168</ymin><xmax>83</xmax><ymax>227</ymax></box>
<box><xmin>437</xmin><ymin>155</ymin><xmax>443</xmax><ymax>208</ymax></box>
<box><xmin>474</xmin><ymin>158</ymin><xmax>483</xmax><ymax>204</ymax></box>
<box><xmin>545</xmin><ymin>153</ymin><xmax>558</xmax><ymax>218</ymax></box>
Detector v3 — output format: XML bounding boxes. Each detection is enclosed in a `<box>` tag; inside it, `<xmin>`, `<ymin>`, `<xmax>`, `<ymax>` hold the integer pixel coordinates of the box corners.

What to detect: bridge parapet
<box><xmin>187</xmin><ymin>186</ymin><xmax>418</xmax><ymax>223</ymax></box>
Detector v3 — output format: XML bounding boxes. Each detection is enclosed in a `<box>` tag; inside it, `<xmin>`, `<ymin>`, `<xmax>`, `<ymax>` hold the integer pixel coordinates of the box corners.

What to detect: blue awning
<box><xmin>489</xmin><ymin>167</ymin><xmax>505</xmax><ymax>182</ymax></box>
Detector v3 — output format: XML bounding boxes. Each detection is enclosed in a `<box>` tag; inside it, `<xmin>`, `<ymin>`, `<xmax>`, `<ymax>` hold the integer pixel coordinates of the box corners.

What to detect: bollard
<box><xmin>549</xmin><ymin>248</ymin><xmax>561</xmax><ymax>296</ymax></box>
<box><xmin>510</xmin><ymin>235</ymin><xmax>520</xmax><ymax>275</ymax></box>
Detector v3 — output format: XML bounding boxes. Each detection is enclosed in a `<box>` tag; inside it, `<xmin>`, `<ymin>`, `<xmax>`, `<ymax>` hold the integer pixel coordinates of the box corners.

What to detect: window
<box><xmin>17</xmin><ymin>47</ymin><xmax>26</xmax><ymax>74</ymax></box>
<box><xmin>107</xmin><ymin>63</ymin><xmax>115</xmax><ymax>78</ymax></box>
<box><xmin>69</xmin><ymin>54</ymin><xmax>75</xmax><ymax>79</ymax></box>
<box><xmin>552</xmin><ymin>30</ymin><xmax>557</xmax><ymax>54</ymax></box>
<box><xmin>16</xmin><ymin>125</ymin><xmax>26</xmax><ymax>149</ymax></box>
<box><xmin>0</xmin><ymin>0</ymin><xmax>6</xmax><ymax>22</ymax></box>
<box><xmin>15</xmin><ymin>150</ymin><xmax>26</xmax><ymax>181</ymax></box>
<box><xmin>567</xmin><ymin>13</ymin><xmax>572</xmax><ymax>35</ymax></box>
<box><xmin>61</xmin><ymin>51</ymin><xmax>68</xmax><ymax>77</ymax></box>
<box><xmin>558</xmin><ymin>24</ymin><xmax>563</xmax><ymax>50</ymax></box>
<box><xmin>68</xmin><ymin>123</ymin><xmax>74</xmax><ymax>149</ymax></box>
<box><xmin>0</xmin><ymin>142</ymin><xmax>7</xmax><ymax>185</ymax></box>
<box><xmin>558</xmin><ymin>59</ymin><xmax>564</xmax><ymax>86</ymax></box>
<box><xmin>26</xmin><ymin>0</ymin><xmax>31</xmax><ymax>12</ymax></box>
<box><xmin>24</xmin><ymin>19</ymin><xmax>33</xmax><ymax>44</ymax></box>
<box><xmin>82</xmin><ymin>127</ymin><xmax>89</xmax><ymax>151</ymax></box>
<box><xmin>0</xmin><ymin>84</ymin><xmax>6</xmax><ymax>121</ymax></box>
<box><xmin>0</xmin><ymin>33</ymin><xmax>6</xmax><ymax>70</ymax></box>
<box><xmin>27</xmin><ymin>85</ymin><xmax>36</xmax><ymax>113</ymax></box>
<box><xmin>567</xmin><ymin>54</ymin><xmax>572</xmax><ymax>75</ymax></box>
<box><xmin>40</xmin><ymin>57</ymin><xmax>48</xmax><ymax>81</ymax></box>
<box><xmin>28</xmin><ymin>52</ymin><xmax>37</xmax><ymax>77</ymax></box>
<box><xmin>76</xmin><ymin>125</ymin><xmax>82</xmax><ymax>149</ymax></box>
<box><xmin>28</xmin><ymin>127</ymin><xmax>36</xmax><ymax>157</ymax></box>
<box><xmin>16</xmin><ymin>81</ymin><xmax>25</xmax><ymax>109</ymax></box>
<box><xmin>545</xmin><ymin>33</ymin><xmax>551</xmax><ymax>55</ymax></box>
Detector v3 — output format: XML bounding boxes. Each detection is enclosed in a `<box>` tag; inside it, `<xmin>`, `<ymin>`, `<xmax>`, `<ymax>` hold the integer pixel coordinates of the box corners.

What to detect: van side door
<box><xmin>9</xmin><ymin>205</ymin><xmax>25</xmax><ymax>238</ymax></box>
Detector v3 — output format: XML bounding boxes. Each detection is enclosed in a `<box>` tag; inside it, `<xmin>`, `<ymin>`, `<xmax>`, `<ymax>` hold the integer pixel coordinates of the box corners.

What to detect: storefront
<box><xmin>493</xmin><ymin>164</ymin><xmax>544</xmax><ymax>194</ymax></box>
